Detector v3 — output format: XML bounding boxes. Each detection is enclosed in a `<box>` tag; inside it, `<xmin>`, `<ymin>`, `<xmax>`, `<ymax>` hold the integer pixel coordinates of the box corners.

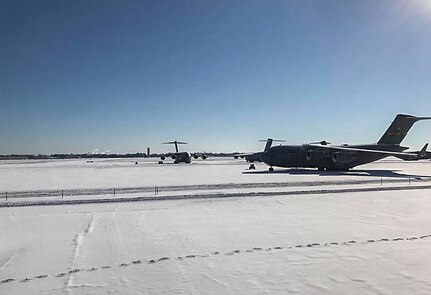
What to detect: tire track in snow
<box><xmin>108</xmin><ymin>210</ymin><xmax>131</xmax><ymax>288</ymax></box>
<box><xmin>64</xmin><ymin>214</ymin><xmax>96</xmax><ymax>293</ymax></box>
<box><xmin>2</xmin><ymin>184</ymin><xmax>431</xmax><ymax>208</ymax></box>
<box><xmin>0</xmin><ymin>254</ymin><xmax>16</xmax><ymax>272</ymax></box>
<box><xmin>1</xmin><ymin>234</ymin><xmax>430</xmax><ymax>286</ymax></box>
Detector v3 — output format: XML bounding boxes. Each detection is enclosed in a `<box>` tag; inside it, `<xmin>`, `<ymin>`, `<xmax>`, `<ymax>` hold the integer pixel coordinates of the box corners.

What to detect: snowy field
<box><xmin>1</xmin><ymin>157</ymin><xmax>431</xmax><ymax>294</ymax></box>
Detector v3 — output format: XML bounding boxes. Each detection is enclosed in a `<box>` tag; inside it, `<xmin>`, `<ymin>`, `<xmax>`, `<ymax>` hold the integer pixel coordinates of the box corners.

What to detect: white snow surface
<box><xmin>1</xmin><ymin>157</ymin><xmax>431</xmax><ymax>294</ymax></box>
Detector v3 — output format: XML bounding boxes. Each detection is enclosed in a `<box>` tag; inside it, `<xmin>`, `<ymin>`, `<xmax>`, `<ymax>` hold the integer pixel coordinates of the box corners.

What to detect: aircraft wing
<box><xmin>308</xmin><ymin>144</ymin><xmax>419</xmax><ymax>158</ymax></box>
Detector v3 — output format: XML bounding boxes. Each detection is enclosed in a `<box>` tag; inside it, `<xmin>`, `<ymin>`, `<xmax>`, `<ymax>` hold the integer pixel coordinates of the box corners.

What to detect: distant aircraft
<box><xmin>259</xmin><ymin>114</ymin><xmax>431</xmax><ymax>171</ymax></box>
<box><xmin>159</xmin><ymin>141</ymin><xmax>207</xmax><ymax>164</ymax></box>
<box><xmin>234</xmin><ymin>138</ymin><xmax>286</xmax><ymax>163</ymax></box>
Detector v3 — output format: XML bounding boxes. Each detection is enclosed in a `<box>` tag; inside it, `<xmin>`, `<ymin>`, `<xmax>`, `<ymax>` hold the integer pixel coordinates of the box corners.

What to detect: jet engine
<box><xmin>193</xmin><ymin>154</ymin><xmax>199</xmax><ymax>159</ymax></box>
<box><xmin>306</xmin><ymin>150</ymin><xmax>330</xmax><ymax>162</ymax></box>
<box><xmin>160</xmin><ymin>156</ymin><xmax>165</xmax><ymax>160</ymax></box>
<box><xmin>201</xmin><ymin>155</ymin><xmax>207</xmax><ymax>160</ymax></box>
<box><xmin>331</xmin><ymin>152</ymin><xmax>357</xmax><ymax>164</ymax></box>
<box><xmin>171</xmin><ymin>155</ymin><xmax>176</xmax><ymax>160</ymax></box>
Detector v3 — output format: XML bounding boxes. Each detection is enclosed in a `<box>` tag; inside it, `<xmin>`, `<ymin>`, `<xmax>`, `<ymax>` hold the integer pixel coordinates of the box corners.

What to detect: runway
<box><xmin>1</xmin><ymin>157</ymin><xmax>431</xmax><ymax>294</ymax></box>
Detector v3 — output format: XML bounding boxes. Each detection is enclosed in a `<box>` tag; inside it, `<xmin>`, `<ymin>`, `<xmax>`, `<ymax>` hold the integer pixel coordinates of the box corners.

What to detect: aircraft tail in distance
<box><xmin>378</xmin><ymin>114</ymin><xmax>431</xmax><ymax>145</ymax></box>
<box><xmin>258</xmin><ymin>138</ymin><xmax>286</xmax><ymax>152</ymax></box>
<box><xmin>162</xmin><ymin>141</ymin><xmax>187</xmax><ymax>153</ymax></box>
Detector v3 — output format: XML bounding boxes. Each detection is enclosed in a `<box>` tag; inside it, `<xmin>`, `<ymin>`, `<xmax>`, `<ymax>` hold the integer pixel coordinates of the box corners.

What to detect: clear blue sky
<box><xmin>1</xmin><ymin>0</ymin><xmax>431</xmax><ymax>154</ymax></box>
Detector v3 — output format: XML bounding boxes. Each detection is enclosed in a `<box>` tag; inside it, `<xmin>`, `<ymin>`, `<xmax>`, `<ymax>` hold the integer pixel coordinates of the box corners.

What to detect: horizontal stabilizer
<box><xmin>163</xmin><ymin>141</ymin><xmax>188</xmax><ymax>145</ymax></box>
<box><xmin>258</xmin><ymin>139</ymin><xmax>286</xmax><ymax>142</ymax></box>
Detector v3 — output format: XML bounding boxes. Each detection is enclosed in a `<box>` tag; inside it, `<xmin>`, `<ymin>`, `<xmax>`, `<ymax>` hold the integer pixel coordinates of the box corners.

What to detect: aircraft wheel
<box><xmin>269</xmin><ymin>167</ymin><xmax>274</xmax><ymax>172</ymax></box>
<box><xmin>318</xmin><ymin>167</ymin><xmax>325</xmax><ymax>171</ymax></box>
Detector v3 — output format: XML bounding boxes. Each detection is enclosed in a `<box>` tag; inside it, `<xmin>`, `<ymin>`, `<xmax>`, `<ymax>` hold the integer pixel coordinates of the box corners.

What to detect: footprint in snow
<box><xmin>101</xmin><ymin>265</ymin><xmax>112</xmax><ymax>269</ymax></box>
<box><xmin>132</xmin><ymin>260</ymin><xmax>142</xmax><ymax>264</ymax></box>
<box><xmin>157</xmin><ymin>257</ymin><xmax>169</xmax><ymax>262</ymax></box>
<box><xmin>56</xmin><ymin>273</ymin><xmax>67</xmax><ymax>277</ymax></box>
<box><xmin>19</xmin><ymin>278</ymin><xmax>31</xmax><ymax>283</ymax></box>
<box><xmin>87</xmin><ymin>267</ymin><xmax>98</xmax><ymax>271</ymax></box>
<box><xmin>119</xmin><ymin>263</ymin><xmax>129</xmax><ymax>267</ymax></box>
<box><xmin>34</xmin><ymin>274</ymin><xmax>48</xmax><ymax>279</ymax></box>
<box><xmin>0</xmin><ymin>278</ymin><xmax>15</xmax><ymax>284</ymax></box>
<box><xmin>68</xmin><ymin>269</ymin><xmax>81</xmax><ymax>274</ymax></box>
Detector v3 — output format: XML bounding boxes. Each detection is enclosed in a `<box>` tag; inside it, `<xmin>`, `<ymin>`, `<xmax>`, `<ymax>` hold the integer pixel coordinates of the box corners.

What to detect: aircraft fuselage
<box><xmin>173</xmin><ymin>152</ymin><xmax>191</xmax><ymax>164</ymax></box>
<box><xmin>260</xmin><ymin>144</ymin><xmax>408</xmax><ymax>170</ymax></box>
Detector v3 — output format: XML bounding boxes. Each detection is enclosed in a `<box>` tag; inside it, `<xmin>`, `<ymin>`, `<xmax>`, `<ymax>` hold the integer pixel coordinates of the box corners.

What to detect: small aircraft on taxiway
<box><xmin>159</xmin><ymin>141</ymin><xmax>207</xmax><ymax>164</ymax></box>
<box><xmin>257</xmin><ymin>114</ymin><xmax>431</xmax><ymax>171</ymax></box>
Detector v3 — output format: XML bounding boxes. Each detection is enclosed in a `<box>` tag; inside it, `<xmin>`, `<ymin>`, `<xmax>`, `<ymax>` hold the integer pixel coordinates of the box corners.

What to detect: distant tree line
<box><xmin>0</xmin><ymin>152</ymin><xmax>238</xmax><ymax>160</ymax></box>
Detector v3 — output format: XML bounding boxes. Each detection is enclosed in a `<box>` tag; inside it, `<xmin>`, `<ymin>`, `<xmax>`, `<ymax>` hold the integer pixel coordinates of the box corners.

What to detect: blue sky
<box><xmin>1</xmin><ymin>0</ymin><xmax>431</xmax><ymax>154</ymax></box>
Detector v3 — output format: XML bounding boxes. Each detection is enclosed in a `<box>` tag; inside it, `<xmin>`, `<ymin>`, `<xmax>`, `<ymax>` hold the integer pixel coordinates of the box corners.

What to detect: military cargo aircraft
<box><xmin>159</xmin><ymin>141</ymin><xmax>207</xmax><ymax>164</ymax></box>
<box><xmin>259</xmin><ymin>114</ymin><xmax>431</xmax><ymax>171</ymax></box>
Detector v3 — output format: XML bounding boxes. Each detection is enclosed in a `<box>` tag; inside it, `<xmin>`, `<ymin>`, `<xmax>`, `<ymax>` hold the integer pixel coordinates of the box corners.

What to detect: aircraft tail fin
<box><xmin>418</xmin><ymin>143</ymin><xmax>428</xmax><ymax>158</ymax></box>
<box><xmin>263</xmin><ymin>138</ymin><xmax>273</xmax><ymax>151</ymax></box>
<box><xmin>258</xmin><ymin>138</ymin><xmax>286</xmax><ymax>151</ymax></box>
<box><xmin>378</xmin><ymin>114</ymin><xmax>431</xmax><ymax>145</ymax></box>
<box><xmin>162</xmin><ymin>141</ymin><xmax>188</xmax><ymax>153</ymax></box>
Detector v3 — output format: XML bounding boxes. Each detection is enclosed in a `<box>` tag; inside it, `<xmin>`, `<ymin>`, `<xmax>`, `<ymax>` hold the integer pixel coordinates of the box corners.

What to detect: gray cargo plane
<box><xmin>159</xmin><ymin>141</ymin><xmax>207</xmax><ymax>164</ymax></box>
<box><xmin>259</xmin><ymin>114</ymin><xmax>431</xmax><ymax>171</ymax></box>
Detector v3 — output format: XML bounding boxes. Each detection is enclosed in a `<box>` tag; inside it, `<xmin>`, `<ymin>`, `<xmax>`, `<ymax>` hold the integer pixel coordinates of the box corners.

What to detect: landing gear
<box><xmin>318</xmin><ymin>167</ymin><xmax>325</xmax><ymax>171</ymax></box>
<box><xmin>269</xmin><ymin>167</ymin><xmax>274</xmax><ymax>172</ymax></box>
<box><xmin>248</xmin><ymin>164</ymin><xmax>255</xmax><ymax>170</ymax></box>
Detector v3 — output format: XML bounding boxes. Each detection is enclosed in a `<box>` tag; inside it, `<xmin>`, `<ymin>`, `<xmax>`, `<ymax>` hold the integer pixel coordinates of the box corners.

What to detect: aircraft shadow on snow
<box><xmin>243</xmin><ymin>169</ymin><xmax>429</xmax><ymax>179</ymax></box>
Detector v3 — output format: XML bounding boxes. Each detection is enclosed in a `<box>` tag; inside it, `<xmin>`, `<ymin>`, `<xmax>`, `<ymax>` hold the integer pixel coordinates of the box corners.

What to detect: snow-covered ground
<box><xmin>1</xmin><ymin>157</ymin><xmax>431</xmax><ymax>294</ymax></box>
